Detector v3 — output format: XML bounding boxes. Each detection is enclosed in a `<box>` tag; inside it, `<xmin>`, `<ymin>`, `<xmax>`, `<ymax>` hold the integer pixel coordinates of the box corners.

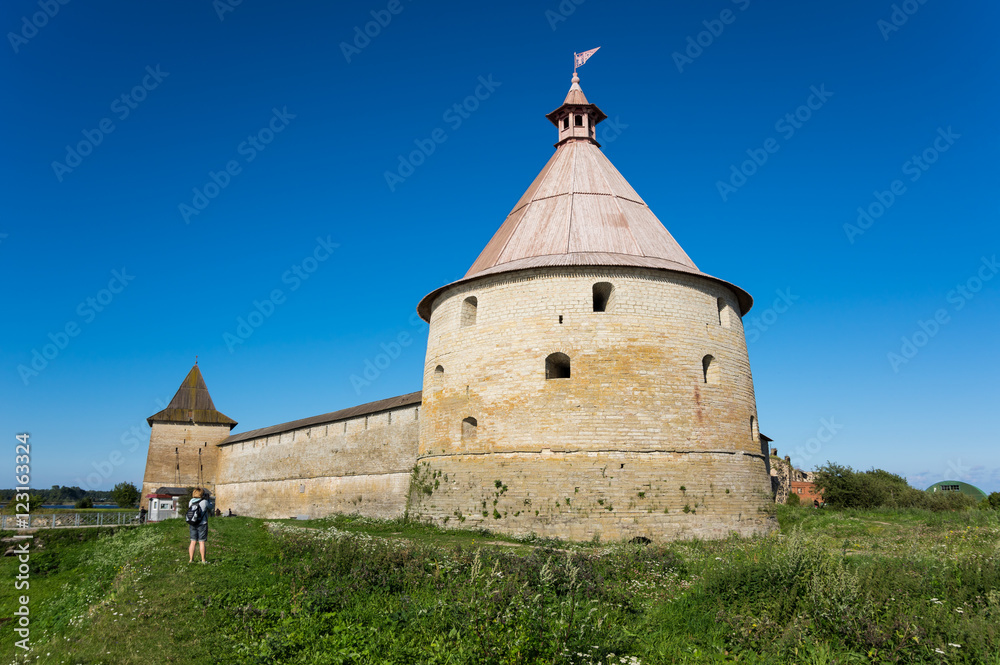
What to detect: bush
<box><xmin>786</xmin><ymin>491</ymin><xmax>800</xmax><ymax>506</ymax></box>
<box><xmin>981</xmin><ymin>492</ymin><xmax>1000</xmax><ymax>511</ymax></box>
<box><xmin>111</xmin><ymin>481</ymin><xmax>140</xmax><ymax>508</ymax></box>
<box><xmin>812</xmin><ymin>463</ymin><xmax>978</xmax><ymax>511</ymax></box>
<box><xmin>75</xmin><ymin>497</ymin><xmax>93</xmax><ymax>509</ymax></box>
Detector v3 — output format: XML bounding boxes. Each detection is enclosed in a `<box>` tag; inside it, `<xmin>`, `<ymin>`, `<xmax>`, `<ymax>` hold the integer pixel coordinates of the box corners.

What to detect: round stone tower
<box><xmin>410</xmin><ymin>72</ymin><xmax>775</xmax><ymax>542</ymax></box>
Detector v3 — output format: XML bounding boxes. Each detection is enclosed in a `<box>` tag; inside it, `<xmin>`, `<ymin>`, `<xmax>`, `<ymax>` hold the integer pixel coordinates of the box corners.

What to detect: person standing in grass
<box><xmin>186</xmin><ymin>488</ymin><xmax>210</xmax><ymax>563</ymax></box>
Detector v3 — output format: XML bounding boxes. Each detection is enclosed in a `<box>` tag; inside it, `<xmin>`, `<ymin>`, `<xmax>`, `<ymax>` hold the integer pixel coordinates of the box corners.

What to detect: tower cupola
<box><xmin>545</xmin><ymin>73</ymin><xmax>608</xmax><ymax>146</ymax></box>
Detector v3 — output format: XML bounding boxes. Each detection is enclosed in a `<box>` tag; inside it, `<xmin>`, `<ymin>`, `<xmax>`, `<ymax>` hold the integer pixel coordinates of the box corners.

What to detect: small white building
<box><xmin>145</xmin><ymin>486</ymin><xmax>187</xmax><ymax>521</ymax></box>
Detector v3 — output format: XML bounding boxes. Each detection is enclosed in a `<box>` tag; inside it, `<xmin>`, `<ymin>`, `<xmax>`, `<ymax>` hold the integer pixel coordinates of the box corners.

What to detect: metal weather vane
<box><xmin>573</xmin><ymin>47</ymin><xmax>600</xmax><ymax>74</ymax></box>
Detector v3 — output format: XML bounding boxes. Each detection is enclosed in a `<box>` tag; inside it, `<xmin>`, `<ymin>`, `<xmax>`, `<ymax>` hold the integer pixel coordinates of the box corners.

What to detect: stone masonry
<box><xmin>140</xmin><ymin>422</ymin><xmax>229</xmax><ymax>501</ymax></box>
<box><xmin>408</xmin><ymin>266</ymin><xmax>775</xmax><ymax>540</ymax></box>
<box><xmin>140</xmin><ymin>70</ymin><xmax>778</xmax><ymax>542</ymax></box>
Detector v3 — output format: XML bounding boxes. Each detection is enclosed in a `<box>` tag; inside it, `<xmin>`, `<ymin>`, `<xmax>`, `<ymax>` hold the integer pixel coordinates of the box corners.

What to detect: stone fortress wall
<box><xmin>140</xmin><ymin>422</ymin><xmax>229</xmax><ymax>501</ymax></box>
<box><xmin>408</xmin><ymin>266</ymin><xmax>776</xmax><ymax>541</ymax></box>
<box><xmin>211</xmin><ymin>394</ymin><xmax>421</xmax><ymax>519</ymax></box>
<box><xmin>140</xmin><ymin>73</ymin><xmax>781</xmax><ymax>542</ymax></box>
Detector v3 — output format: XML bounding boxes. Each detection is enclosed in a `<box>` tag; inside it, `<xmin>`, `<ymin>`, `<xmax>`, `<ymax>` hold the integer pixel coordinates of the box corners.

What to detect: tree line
<box><xmin>0</xmin><ymin>482</ymin><xmax>141</xmax><ymax>511</ymax></box>
<box><xmin>810</xmin><ymin>463</ymin><xmax>1000</xmax><ymax>511</ymax></box>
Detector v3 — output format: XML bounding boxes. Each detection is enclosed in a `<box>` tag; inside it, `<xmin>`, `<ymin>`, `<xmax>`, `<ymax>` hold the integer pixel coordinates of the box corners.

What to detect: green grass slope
<box><xmin>1</xmin><ymin>506</ymin><xmax>998</xmax><ymax>664</ymax></box>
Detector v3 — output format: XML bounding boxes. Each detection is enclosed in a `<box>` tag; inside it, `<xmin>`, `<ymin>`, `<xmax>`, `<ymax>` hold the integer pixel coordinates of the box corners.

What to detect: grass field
<box><xmin>2</xmin><ymin>506</ymin><xmax>998</xmax><ymax>664</ymax></box>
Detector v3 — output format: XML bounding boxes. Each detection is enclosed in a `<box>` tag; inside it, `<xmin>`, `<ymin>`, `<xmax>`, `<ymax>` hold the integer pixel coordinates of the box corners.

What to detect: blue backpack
<box><xmin>185</xmin><ymin>499</ymin><xmax>205</xmax><ymax>525</ymax></box>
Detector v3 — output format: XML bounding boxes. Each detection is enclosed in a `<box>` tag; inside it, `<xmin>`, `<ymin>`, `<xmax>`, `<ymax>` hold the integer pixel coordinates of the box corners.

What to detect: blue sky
<box><xmin>2</xmin><ymin>0</ymin><xmax>997</xmax><ymax>493</ymax></box>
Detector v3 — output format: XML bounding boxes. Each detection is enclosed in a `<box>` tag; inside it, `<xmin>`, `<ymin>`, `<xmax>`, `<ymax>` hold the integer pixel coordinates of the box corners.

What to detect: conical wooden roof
<box><xmin>464</xmin><ymin>140</ymin><xmax>699</xmax><ymax>279</ymax></box>
<box><xmin>417</xmin><ymin>75</ymin><xmax>752</xmax><ymax>320</ymax></box>
<box><xmin>147</xmin><ymin>364</ymin><xmax>237</xmax><ymax>428</ymax></box>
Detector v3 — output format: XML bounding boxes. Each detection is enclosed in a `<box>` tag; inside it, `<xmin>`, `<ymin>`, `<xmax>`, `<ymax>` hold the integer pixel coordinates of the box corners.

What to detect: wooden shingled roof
<box><xmin>147</xmin><ymin>365</ymin><xmax>237</xmax><ymax>428</ymax></box>
<box><xmin>417</xmin><ymin>73</ymin><xmax>753</xmax><ymax>320</ymax></box>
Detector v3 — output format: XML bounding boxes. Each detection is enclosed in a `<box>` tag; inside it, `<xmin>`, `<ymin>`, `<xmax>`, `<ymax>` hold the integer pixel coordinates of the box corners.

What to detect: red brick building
<box><xmin>790</xmin><ymin>481</ymin><xmax>823</xmax><ymax>504</ymax></box>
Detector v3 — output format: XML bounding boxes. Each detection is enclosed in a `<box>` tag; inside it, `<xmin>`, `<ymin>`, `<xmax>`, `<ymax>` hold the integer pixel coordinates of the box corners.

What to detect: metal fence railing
<box><xmin>0</xmin><ymin>512</ymin><xmax>143</xmax><ymax>530</ymax></box>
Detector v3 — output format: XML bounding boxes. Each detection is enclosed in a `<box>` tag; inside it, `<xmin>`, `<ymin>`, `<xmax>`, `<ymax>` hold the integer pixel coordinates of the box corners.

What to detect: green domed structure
<box><xmin>925</xmin><ymin>480</ymin><xmax>987</xmax><ymax>501</ymax></box>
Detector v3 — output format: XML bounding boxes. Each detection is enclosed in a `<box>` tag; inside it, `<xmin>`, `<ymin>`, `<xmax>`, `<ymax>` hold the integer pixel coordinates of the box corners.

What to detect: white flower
<box><xmin>949</xmin><ymin>643</ymin><xmax>961</xmax><ymax>648</ymax></box>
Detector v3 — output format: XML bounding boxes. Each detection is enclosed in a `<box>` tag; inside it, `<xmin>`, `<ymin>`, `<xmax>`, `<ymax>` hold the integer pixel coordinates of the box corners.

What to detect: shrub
<box><xmin>75</xmin><ymin>496</ymin><xmax>93</xmax><ymax>509</ymax></box>
<box><xmin>813</xmin><ymin>462</ymin><xmax>977</xmax><ymax>511</ymax></box>
<box><xmin>111</xmin><ymin>481</ymin><xmax>140</xmax><ymax>508</ymax></box>
<box><xmin>786</xmin><ymin>491</ymin><xmax>800</xmax><ymax>506</ymax></box>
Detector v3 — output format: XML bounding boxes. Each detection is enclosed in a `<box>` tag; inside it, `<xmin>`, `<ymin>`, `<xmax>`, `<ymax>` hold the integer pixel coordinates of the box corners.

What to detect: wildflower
<box><xmin>948</xmin><ymin>643</ymin><xmax>961</xmax><ymax>648</ymax></box>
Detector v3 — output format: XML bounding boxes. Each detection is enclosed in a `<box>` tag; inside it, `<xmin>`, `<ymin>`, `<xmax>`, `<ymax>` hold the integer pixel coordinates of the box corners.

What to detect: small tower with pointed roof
<box><xmin>546</xmin><ymin>73</ymin><xmax>607</xmax><ymax>146</ymax></box>
<box><xmin>411</xmin><ymin>72</ymin><xmax>774</xmax><ymax>541</ymax></box>
<box><xmin>140</xmin><ymin>364</ymin><xmax>237</xmax><ymax>502</ymax></box>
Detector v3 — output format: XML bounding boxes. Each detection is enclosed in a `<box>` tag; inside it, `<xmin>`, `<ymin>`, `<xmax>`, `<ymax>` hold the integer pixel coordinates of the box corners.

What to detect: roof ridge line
<box><xmin>565</xmin><ymin>143</ymin><xmax>578</xmax><ymax>254</ymax></box>
<box><xmin>584</xmin><ymin>143</ymin><xmax>643</xmax><ymax>256</ymax></box>
<box><xmin>493</xmin><ymin>148</ymin><xmax>566</xmax><ymax>264</ymax></box>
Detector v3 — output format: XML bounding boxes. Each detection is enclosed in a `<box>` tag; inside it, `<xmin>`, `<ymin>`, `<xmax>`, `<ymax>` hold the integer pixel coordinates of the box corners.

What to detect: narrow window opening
<box><xmin>702</xmin><ymin>355</ymin><xmax>718</xmax><ymax>384</ymax></box>
<box><xmin>593</xmin><ymin>282</ymin><xmax>613</xmax><ymax>312</ymax></box>
<box><xmin>462</xmin><ymin>417</ymin><xmax>478</xmax><ymax>439</ymax></box>
<box><xmin>364</xmin><ymin>415</ymin><xmax>369</xmax><ymax>430</ymax></box>
<box><xmin>750</xmin><ymin>416</ymin><xmax>759</xmax><ymax>442</ymax></box>
<box><xmin>717</xmin><ymin>298</ymin><xmax>731</xmax><ymax>328</ymax></box>
<box><xmin>574</xmin><ymin>114</ymin><xmax>583</xmax><ymax>126</ymax></box>
<box><xmin>461</xmin><ymin>296</ymin><xmax>478</xmax><ymax>327</ymax></box>
<box><xmin>558</xmin><ymin>315</ymin><xmax>563</xmax><ymax>324</ymax></box>
<box><xmin>388</xmin><ymin>412</ymin><xmax>392</xmax><ymax>425</ymax></box>
<box><xmin>545</xmin><ymin>353</ymin><xmax>571</xmax><ymax>379</ymax></box>
<box><xmin>562</xmin><ymin>116</ymin><xmax>569</xmax><ymax>129</ymax></box>
<box><xmin>620</xmin><ymin>464</ymin><xmax>625</xmax><ymax>469</ymax></box>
